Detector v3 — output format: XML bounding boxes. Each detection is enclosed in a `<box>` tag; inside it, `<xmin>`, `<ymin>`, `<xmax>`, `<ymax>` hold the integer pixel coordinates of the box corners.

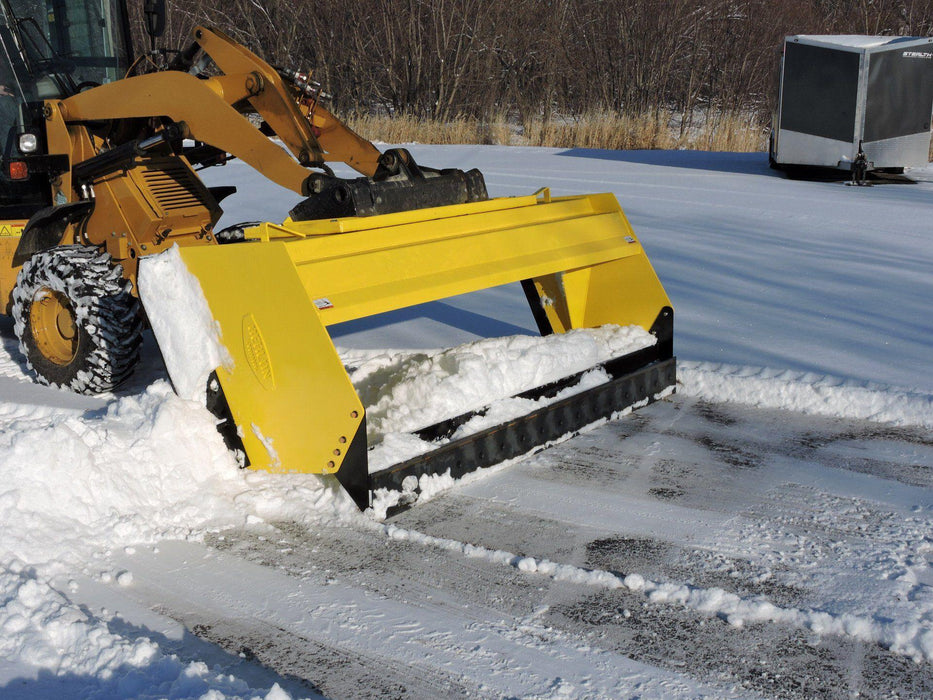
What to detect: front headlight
<box><xmin>18</xmin><ymin>133</ymin><xmax>38</xmax><ymax>154</ymax></box>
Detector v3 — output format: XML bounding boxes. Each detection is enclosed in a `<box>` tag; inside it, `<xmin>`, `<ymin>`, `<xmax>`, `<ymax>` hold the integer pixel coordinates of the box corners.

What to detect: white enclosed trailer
<box><xmin>770</xmin><ymin>35</ymin><xmax>933</xmax><ymax>177</ymax></box>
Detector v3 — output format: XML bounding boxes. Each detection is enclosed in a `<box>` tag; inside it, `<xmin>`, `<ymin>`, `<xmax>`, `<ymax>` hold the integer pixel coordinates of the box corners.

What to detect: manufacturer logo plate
<box><xmin>242</xmin><ymin>314</ymin><xmax>275</xmax><ymax>390</ymax></box>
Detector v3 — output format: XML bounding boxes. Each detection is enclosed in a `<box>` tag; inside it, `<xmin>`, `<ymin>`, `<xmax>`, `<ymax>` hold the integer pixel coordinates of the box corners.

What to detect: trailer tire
<box><xmin>11</xmin><ymin>245</ymin><xmax>142</xmax><ymax>394</ymax></box>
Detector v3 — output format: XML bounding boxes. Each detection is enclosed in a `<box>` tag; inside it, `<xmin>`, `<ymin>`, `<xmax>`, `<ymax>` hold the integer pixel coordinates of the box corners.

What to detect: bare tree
<box><xmin>119</xmin><ymin>0</ymin><xmax>929</xmax><ymax>136</ymax></box>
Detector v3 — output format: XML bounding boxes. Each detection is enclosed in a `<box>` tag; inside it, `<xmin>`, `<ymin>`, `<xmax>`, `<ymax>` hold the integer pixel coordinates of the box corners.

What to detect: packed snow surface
<box><xmin>0</xmin><ymin>145</ymin><xmax>930</xmax><ymax>697</ymax></box>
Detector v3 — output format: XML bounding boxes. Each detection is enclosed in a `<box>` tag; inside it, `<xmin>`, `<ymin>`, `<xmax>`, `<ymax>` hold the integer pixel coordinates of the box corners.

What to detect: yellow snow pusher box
<box><xmin>162</xmin><ymin>189</ymin><xmax>675</xmax><ymax>510</ymax></box>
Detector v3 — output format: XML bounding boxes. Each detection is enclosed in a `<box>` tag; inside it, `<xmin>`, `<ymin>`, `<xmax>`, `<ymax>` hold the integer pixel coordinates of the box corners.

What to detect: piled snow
<box><xmin>0</xmin><ymin>381</ymin><xmax>353</xmax><ymax>568</ymax></box>
<box><xmin>1</xmin><ymin>563</ymin><xmax>155</xmax><ymax>680</ymax></box>
<box><xmin>138</xmin><ymin>246</ymin><xmax>234</xmax><ymax>403</ymax></box>
<box><xmin>349</xmin><ymin>324</ymin><xmax>655</xmax><ymax>440</ymax></box>
<box><xmin>0</xmin><ymin>561</ymin><xmax>291</xmax><ymax>699</ymax></box>
<box><xmin>347</xmin><ymin>325</ymin><xmax>655</xmax><ymax>478</ymax></box>
<box><xmin>0</xmin><ymin>380</ymin><xmax>354</xmax><ymax>697</ymax></box>
<box><xmin>1</xmin><ymin>383</ymin><xmax>230</xmax><ymax>567</ymax></box>
<box><xmin>680</xmin><ymin>361</ymin><xmax>933</xmax><ymax>429</ymax></box>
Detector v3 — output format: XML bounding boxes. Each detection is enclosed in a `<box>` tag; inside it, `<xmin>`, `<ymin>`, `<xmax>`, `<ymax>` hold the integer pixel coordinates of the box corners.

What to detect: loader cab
<box><xmin>0</xmin><ymin>0</ymin><xmax>133</xmax><ymax>217</ymax></box>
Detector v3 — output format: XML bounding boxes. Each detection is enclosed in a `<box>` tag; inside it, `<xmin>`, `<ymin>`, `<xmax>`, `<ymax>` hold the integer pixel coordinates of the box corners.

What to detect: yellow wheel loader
<box><xmin>0</xmin><ymin>0</ymin><xmax>675</xmax><ymax>511</ymax></box>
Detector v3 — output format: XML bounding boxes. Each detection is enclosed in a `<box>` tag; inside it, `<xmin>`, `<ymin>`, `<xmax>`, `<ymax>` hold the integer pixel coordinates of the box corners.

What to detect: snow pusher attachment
<box><xmin>163</xmin><ymin>189</ymin><xmax>675</xmax><ymax>510</ymax></box>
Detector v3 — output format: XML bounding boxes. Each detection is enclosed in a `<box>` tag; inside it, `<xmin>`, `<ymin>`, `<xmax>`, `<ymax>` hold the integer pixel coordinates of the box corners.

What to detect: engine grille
<box><xmin>140</xmin><ymin>161</ymin><xmax>207</xmax><ymax>213</ymax></box>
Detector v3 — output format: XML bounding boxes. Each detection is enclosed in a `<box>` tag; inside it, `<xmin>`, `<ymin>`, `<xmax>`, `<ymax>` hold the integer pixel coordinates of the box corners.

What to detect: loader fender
<box><xmin>14</xmin><ymin>202</ymin><xmax>94</xmax><ymax>266</ymax></box>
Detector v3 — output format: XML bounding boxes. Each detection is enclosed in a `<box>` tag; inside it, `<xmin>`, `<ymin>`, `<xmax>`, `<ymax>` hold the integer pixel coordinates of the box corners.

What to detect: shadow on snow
<box><xmin>557</xmin><ymin>148</ymin><xmax>776</xmax><ymax>177</ymax></box>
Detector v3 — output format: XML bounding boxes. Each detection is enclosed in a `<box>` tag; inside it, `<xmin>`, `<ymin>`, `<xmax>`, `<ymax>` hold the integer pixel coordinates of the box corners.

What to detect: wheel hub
<box><xmin>30</xmin><ymin>289</ymin><xmax>79</xmax><ymax>366</ymax></box>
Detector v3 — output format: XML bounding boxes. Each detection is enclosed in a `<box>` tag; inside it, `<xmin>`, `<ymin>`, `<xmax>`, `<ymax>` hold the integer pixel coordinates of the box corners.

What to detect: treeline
<box><xmin>141</xmin><ymin>0</ymin><xmax>933</xmax><ymax>130</ymax></box>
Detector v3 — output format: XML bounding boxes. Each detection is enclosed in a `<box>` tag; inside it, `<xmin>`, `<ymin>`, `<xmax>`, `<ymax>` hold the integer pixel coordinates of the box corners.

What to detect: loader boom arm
<box><xmin>58</xmin><ymin>26</ymin><xmax>383</xmax><ymax>194</ymax></box>
<box><xmin>59</xmin><ymin>72</ymin><xmax>312</xmax><ymax>195</ymax></box>
<box><xmin>188</xmin><ymin>27</ymin><xmax>383</xmax><ymax>177</ymax></box>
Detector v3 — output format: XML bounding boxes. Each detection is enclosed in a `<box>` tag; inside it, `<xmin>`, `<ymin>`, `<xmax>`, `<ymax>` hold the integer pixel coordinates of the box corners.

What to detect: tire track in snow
<box><xmin>115</xmin><ymin>540</ymin><xmax>733</xmax><ymax>700</ymax></box>
<box><xmin>386</xmin><ymin>395</ymin><xmax>933</xmax><ymax>694</ymax></box>
<box><xmin>93</xmin><ymin>392</ymin><xmax>933</xmax><ymax>698</ymax></box>
<box><xmin>197</xmin><ymin>503</ymin><xmax>932</xmax><ymax>699</ymax></box>
<box><xmin>378</xmin><ymin>521</ymin><xmax>933</xmax><ymax>664</ymax></box>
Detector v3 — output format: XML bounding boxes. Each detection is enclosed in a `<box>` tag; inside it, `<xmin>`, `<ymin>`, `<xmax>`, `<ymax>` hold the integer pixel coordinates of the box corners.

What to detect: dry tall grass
<box><xmin>345</xmin><ymin>113</ymin><xmax>512</xmax><ymax>147</ymax></box>
<box><xmin>521</xmin><ymin>111</ymin><xmax>768</xmax><ymax>151</ymax></box>
<box><xmin>344</xmin><ymin>110</ymin><xmax>769</xmax><ymax>152</ymax></box>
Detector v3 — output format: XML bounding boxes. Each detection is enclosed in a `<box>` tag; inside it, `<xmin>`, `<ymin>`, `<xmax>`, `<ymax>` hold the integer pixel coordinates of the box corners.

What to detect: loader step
<box><xmin>369</xmin><ymin>354</ymin><xmax>676</xmax><ymax>516</ymax></box>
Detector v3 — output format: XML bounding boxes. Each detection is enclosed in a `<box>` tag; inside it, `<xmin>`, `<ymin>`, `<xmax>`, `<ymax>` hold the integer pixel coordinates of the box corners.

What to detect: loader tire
<box><xmin>11</xmin><ymin>245</ymin><xmax>142</xmax><ymax>394</ymax></box>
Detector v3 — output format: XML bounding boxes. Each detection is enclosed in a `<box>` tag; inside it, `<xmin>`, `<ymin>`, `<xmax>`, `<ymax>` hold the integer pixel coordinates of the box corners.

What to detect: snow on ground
<box><xmin>0</xmin><ymin>372</ymin><xmax>353</xmax><ymax>697</ymax></box>
<box><xmin>402</xmin><ymin>147</ymin><xmax>933</xmax><ymax>394</ymax></box>
<box><xmin>680</xmin><ymin>361</ymin><xmax>933</xmax><ymax>429</ymax></box>
<box><xmin>0</xmin><ymin>145</ymin><xmax>930</xmax><ymax>697</ymax></box>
